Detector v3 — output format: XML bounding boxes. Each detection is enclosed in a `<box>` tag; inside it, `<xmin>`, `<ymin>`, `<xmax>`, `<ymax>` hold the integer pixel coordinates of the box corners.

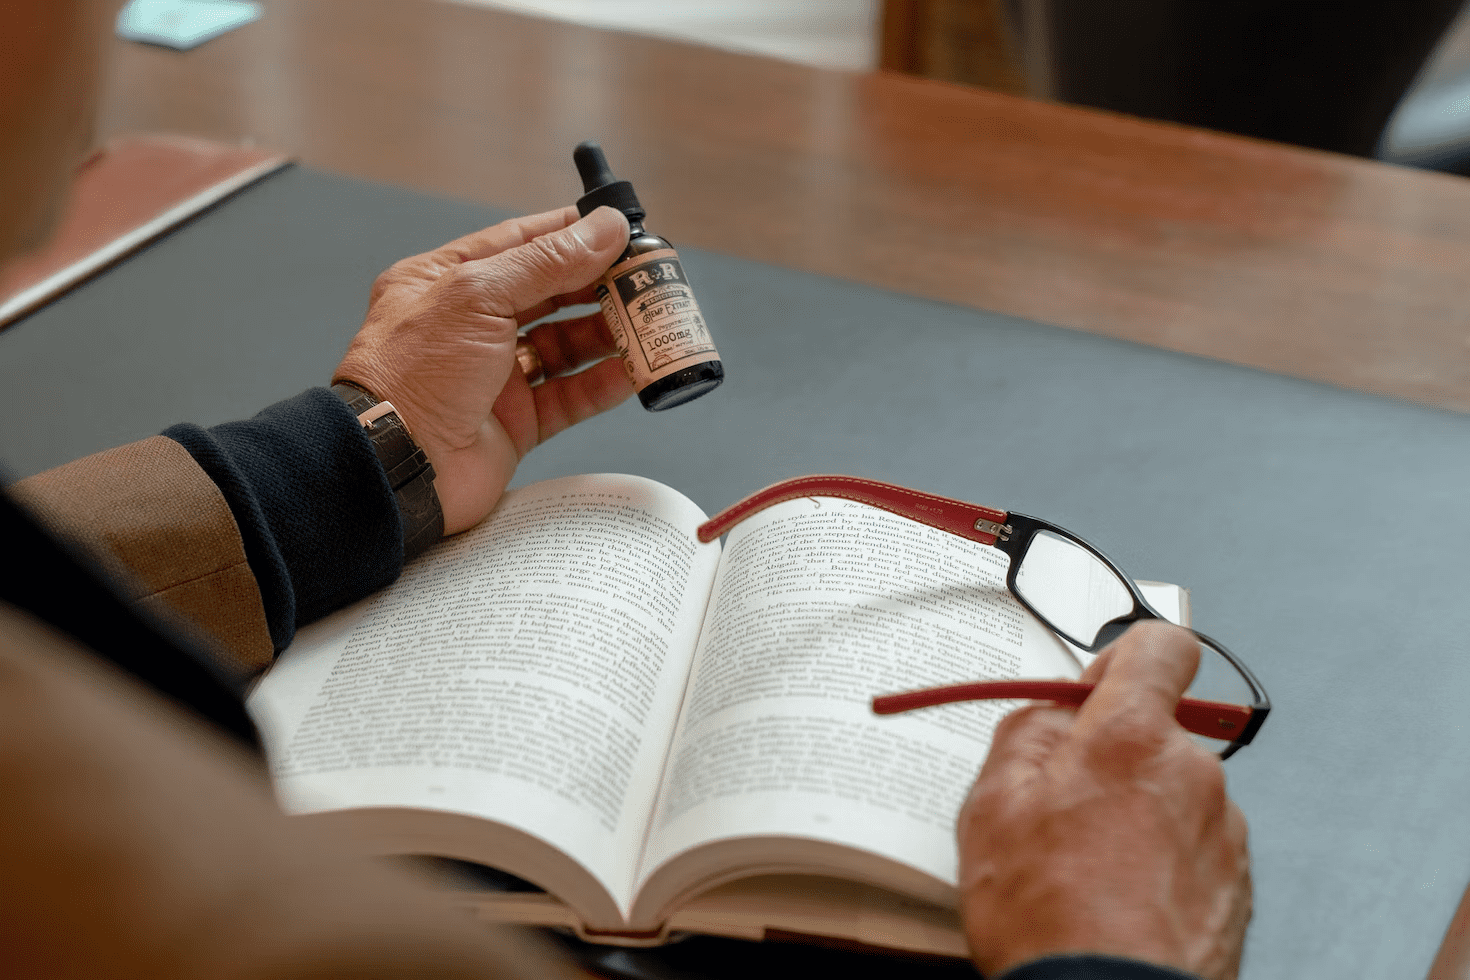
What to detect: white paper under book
<box><xmin>248</xmin><ymin>473</ymin><xmax>1186</xmax><ymax>957</ymax></box>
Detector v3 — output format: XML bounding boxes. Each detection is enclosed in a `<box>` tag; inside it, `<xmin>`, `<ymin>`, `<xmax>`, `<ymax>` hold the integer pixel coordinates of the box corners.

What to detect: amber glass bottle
<box><xmin>574</xmin><ymin>142</ymin><xmax>724</xmax><ymax>411</ymax></box>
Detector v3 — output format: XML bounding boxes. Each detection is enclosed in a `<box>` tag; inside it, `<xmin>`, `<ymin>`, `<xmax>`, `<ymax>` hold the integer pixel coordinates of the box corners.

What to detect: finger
<box><xmin>1073</xmin><ymin>621</ymin><xmax>1201</xmax><ymax>737</ymax></box>
<box><xmin>974</xmin><ymin>704</ymin><xmax>1075</xmax><ymax>788</ymax></box>
<box><xmin>466</xmin><ymin>207</ymin><xmax>630</xmax><ymax>320</ymax></box>
<box><xmin>1078</xmin><ymin>644</ymin><xmax>1116</xmax><ymax>685</ymax></box>
<box><xmin>430</xmin><ymin>206</ymin><xmax>582</xmax><ymax>265</ymax></box>
<box><xmin>531</xmin><ymin>357</ymin><xmax>634</xmax><ymax>443</ymax></box>
<box><xmin>514</xmin><ymin>282</ymin><xmax>604</xmax><ymax>329</ymax></box>
<box><xmin>522</xmin><ymin>311</ymin><xmax>617</xmax><ymax>378</ymax></box>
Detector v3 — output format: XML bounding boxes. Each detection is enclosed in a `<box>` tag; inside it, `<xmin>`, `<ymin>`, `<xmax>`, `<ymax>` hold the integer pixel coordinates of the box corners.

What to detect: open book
<box><xmin>247</xmin><ymin>474</ymin><xmax>1186</xmax><ymax>958</ymax></box>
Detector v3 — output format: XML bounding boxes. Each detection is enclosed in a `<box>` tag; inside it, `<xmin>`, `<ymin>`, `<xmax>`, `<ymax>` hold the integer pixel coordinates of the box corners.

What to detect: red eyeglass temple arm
<box><xmin>697</xmin><ymin>475</ymin><xmax>1011</xmax><ymax>544</ymax></box>
<box><xmin>871</xmin><ymin>680</ymin><xmax>1253</xmax><ymax>740</ymax></box>
<box><xmin>701</xmin><ymin>481</ymin><xmax>1254</xmax><ymax>741</ymax></box>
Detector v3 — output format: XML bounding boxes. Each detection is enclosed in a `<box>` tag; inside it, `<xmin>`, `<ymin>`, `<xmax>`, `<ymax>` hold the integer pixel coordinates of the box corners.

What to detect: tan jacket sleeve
<box><xmin>8</xmin><ymin>435</ymin><xmax>274</xmax><ymax>673</ymax></box>
<box><xmin>0</xmin><ymin>601</ymin><xmax>588</xmax><ymax>980</ymax></box>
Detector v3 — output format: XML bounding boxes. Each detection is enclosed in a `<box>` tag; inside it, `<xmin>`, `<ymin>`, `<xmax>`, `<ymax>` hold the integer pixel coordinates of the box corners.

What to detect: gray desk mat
<box><xmin>3</xmin><ymin>165</ymin><xmax>1468</xmax><ymax>980</ymax></box>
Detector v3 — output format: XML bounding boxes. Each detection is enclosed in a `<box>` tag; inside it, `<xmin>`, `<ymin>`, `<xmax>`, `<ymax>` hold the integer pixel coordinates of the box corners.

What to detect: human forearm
<box><xmin>11</xmin><ymin>385</ymin><xmax>404</xmax><ymax>671</ymax></box>
<box><xmin>163</xmin><ymin>387</ymin><xmax>402</xmax><ymax>653</ymax></box>
<box><xmin>10</xmin><ymin>434</ymin><xmax>277</xmax><ymax>672</ymax></box>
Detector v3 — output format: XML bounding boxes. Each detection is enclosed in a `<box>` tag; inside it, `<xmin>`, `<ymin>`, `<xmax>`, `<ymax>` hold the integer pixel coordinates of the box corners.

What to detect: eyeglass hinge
<box><xmin>974</xmin><ymin>518</ymin><xmax>1012</xmax><ymax>541</ymax></box>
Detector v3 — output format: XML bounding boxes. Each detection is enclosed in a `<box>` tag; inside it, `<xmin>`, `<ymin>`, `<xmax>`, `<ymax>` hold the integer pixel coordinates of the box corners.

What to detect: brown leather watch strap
<box><xmin>331</xmin><ymin>382</ymin><xmax>444</xmax><ymax>562</ymax></box>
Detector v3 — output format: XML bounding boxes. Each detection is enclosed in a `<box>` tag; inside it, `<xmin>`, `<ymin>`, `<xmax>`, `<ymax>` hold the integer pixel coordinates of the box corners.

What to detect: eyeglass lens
<box><xmin>1014</xmin><ymin>529</ymin><xmax>1255</xmax><ymax>755</ymax></box>
<box><xmin>1013</xmin><ymin>530</ymin><xmax>1134</xmax><ymax>648</ymax></box>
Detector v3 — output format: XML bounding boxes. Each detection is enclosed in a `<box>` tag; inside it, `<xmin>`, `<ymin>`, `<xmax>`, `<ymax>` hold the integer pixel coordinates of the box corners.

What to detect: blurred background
<box><xmin>457</xmin><ymin>0</ymin><xmax>1470</xmax><ymax>173</ymax></box>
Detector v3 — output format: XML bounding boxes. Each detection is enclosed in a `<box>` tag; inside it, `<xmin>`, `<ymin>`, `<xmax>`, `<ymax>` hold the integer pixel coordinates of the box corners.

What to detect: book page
<box><xmin>248</xmin><ymin>474</ymin><xmax>721</xmax><ymax>919</ymax></box>
<box><xmin>634</xmin><ymin>496</ymin><xmax>1093</xmax><ymax>909</ymax></box>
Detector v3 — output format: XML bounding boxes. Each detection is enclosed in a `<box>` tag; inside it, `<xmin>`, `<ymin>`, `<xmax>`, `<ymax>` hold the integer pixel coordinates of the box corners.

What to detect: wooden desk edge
<box><xmin>96</xmin><ymin>1</ymin><xmax>1470</xmax><ymax>417</ymax></box>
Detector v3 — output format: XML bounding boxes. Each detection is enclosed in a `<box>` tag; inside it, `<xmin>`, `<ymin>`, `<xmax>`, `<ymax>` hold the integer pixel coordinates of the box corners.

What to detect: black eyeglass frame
<box><xmin>697</xmin><ymin>475</ymin><xmax>1271</xmax><ymax>761</ymax></box>
<box><xmin>992</xmin><ymin>512</ymin><xmax>1270</xmax><ymax>759</ymax></box>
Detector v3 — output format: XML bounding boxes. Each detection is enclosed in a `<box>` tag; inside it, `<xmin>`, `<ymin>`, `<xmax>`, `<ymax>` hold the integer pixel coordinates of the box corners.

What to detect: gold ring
<box><xmin>515</xmin><ymin>341</ymin><xmax>545</xmax><ymax>384</ymax></box>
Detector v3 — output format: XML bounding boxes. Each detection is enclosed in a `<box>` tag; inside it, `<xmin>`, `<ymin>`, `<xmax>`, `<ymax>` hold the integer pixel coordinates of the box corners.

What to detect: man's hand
<box><xmin>335</xmin><ymin>205</ymin><xmax>633</xmax><ymax>535</ymax></box>
<box><xmin>958</xmin><ymin>622</ymin><xmax>1251</xmax><ymax>980</ymax></box>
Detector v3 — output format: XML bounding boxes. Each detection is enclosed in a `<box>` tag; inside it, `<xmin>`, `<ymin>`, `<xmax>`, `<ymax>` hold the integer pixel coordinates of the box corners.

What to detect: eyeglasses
<box><xmin>697</xmin><ymin>475</ymin><xmax>1270</xmax><ymax>759</ymax></box>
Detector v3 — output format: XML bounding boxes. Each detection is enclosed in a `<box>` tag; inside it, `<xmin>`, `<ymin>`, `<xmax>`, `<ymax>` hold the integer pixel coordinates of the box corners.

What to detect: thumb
<box><xmin>1073</xmin><ymin>621</ymin><xmax>1201</xmax><ymax>738</ymax></box>
<box><xmin>466</xmin><ymin>206</ymin><xmax>629</xmax><ymax>318</ymax></box>
<box><xmin>974</xmin><ymin>704</ymin><xmax>1074</xmax><ymax>791</ymax></box>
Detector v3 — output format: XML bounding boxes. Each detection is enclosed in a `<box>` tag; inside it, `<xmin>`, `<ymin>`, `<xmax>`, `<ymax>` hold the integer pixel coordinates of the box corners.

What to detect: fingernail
<box><xmin>576</xmin><ymin>206</ymin><xmax>627</xmax><ymax>252</ymax></box>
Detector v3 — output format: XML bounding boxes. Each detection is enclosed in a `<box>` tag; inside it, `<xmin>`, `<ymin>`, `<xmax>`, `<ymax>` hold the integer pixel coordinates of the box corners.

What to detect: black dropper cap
<box><xmin>573</xmin><ymin>142</ymin><xmax>646</xmax><ymax>222</ymax></box>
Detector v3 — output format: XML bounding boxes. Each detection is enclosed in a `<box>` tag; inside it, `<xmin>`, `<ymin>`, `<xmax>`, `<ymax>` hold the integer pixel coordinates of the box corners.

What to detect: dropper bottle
<box><xmin>574</xmin><ymin>141</ymin><xmax>724</xmax><ymax>411</ymax></box>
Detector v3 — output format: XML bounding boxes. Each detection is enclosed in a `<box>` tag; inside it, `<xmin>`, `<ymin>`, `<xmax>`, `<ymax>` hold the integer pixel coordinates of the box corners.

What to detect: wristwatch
<box><xmin>331</xmin><ymin>381</ymin><xmax>444</xmax><ymax>562</ymax></box>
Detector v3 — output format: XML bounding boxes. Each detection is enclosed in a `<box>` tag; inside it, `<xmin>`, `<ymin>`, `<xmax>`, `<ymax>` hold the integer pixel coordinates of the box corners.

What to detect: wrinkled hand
<box><xmin>958</xmin><ymin>621</ymin><xmax>1251</xmax><ymax>980</ymax></box>
<box><xmin>335</xmin><ymin>205</ymin><xmax>633</xmax><ymax>535</ymax></box>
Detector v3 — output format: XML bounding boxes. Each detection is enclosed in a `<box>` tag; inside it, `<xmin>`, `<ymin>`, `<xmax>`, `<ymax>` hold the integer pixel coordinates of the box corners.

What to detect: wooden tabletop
<box><xmin>97</xmin><ymin>0</ymin><xmax>1470</xmax><ymax>415</ymax></box>
<box><xmin>90</xmin><ymin>5</ymin><xmax>1470</xmax><ymax>977</ymax></box>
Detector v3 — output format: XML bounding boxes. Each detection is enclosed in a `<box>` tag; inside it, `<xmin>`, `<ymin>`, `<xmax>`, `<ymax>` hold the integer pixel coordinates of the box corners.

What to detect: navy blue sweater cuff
<box><xmin>164</xmin><ymin>387</ymin><xmax>403</xmax><ymax>651</ymax></box>
<box><xmin>996</xmin><ymin>955</ymin><xmax>1204</xmax><ymax>980</ymax></box>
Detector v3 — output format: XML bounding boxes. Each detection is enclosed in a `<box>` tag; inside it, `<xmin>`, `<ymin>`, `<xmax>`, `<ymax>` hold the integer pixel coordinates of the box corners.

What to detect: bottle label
<box><xmin>597</xmin><ymin>249</ymin><xmax>719</xmax><ymax>391</ymax></box>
